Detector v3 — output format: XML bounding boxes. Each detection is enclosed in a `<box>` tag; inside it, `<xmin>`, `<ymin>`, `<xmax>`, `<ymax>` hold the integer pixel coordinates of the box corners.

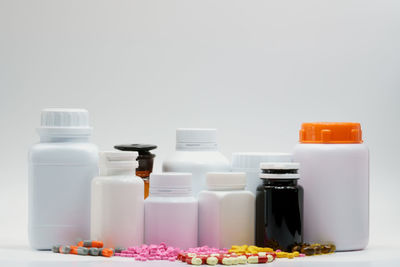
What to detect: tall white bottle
<box><xmin>28</xmin><ymin>108</ymin><xmax>98</xmax><ymax>249</ymax></box>
<box><xmin>91</xmin><ymin>151</ymin><xmax>144</xmax><ymax>248</ymax></box>
<box><xmin>162</xmin><ymin>128</ymin><xmax>230</xmax><ymax>195</ymax></box>
<box><xmin>293</xmin><ymin>122</ymin><xmax>369</xmax><ymax>251</ymax></box>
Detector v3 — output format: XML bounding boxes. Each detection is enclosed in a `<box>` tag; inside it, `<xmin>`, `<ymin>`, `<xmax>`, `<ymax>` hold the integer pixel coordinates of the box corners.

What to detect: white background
<box><xmin>0</xmin><ymin>0</ymin><xmax>399</xmax><ymax>254</ymax></box>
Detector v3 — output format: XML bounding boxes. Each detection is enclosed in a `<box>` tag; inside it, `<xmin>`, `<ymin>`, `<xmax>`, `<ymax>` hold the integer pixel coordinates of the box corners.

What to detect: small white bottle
<box><xmin>91</xmin><ymin>151</ymin><xmax>144</xmax><ymax>248</ymax></box>
<box><xmin>162</xmin><ymin>128</ymin><xmax>230</xmax><ymax>196</ymax></box>
<box><xmin>293</xmin><ymin>122</ymin><xmax>369</xmax><ymax>251</ymax></box>
<box><xmin>28</xmin><ymin>108</ymin><xmax>98</xmax><ymax>249</ymax></box>
<box><xmin>231</xmin><ymin>152</ymin><xmax>292</xmax><ymax>196</ymax></box>
<box><xmin>198</xmin><ymin>172</ymin><xmax>255</xmax><ymax>249</ymax></box>
<box><xmin>145</xmin><ymin>173</ymin><xmax>197</xmax><ymax>249</ymax></box>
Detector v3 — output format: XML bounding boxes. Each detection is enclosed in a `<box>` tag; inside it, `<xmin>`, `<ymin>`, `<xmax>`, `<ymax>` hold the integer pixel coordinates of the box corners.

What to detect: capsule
<box><xmin>77</xmin><ymin>240</ymin><xmax>103</xmax><ymax>248</ymax></box>
<box><xmin>59</xmin><ymin>246</ymin><xmax>71</xmax><ymax>254</ymax></box>
<box><xmin>89</xmin><ymin>247</ymin><xmax>100</xmax><ymax>256</ymax></box>
<box><xmin>77</xmin><ymin>247</ymin><xmax>89</xmax><ymax>255</ymax></box>
<box><xmin>52</xmin><ymin>245</ymin><xmax>61</xmax><ymax>253</ymax></box>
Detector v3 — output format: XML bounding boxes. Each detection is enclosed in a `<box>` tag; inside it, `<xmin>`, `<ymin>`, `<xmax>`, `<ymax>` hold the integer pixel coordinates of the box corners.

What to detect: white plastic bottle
<box><xmin>91</xmin><ymin>151</ymin><xmax>144</xmax><ymax>248</ymax></box>
<box><xmin>293</xmin><ymin>122</ymin><xmax>369</xmax><ymax>251</ymax></box>
<box><xmin>145</xmin><ymin>172</ymin><xmax>197</xmax><ymax>249</ymax></box>
<box><xmin>198</xmin><ymin>172</ymin><xmax>255</xmax><ymax>249</ymax></box>
<box><xmin>162</xmin><ymin>128</ymin><xmax>230</xmax><ymax>196</ymax></box>
<box><xmin>28</xmin><ymin>108</ymin><xmax>98</xmax><ymax>249</ymax></box>
<box><xmin>231</xmin><ymin>152</ymin><xmax>292</xmax><ymax>196</ymax></box>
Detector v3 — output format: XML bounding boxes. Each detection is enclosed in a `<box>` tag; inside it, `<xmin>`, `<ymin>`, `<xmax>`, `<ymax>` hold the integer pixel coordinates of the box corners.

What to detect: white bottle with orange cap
<box><xmin>293</xmin><ymin>122</ymin><xmax>369</xmax><ymax>251</ymax></box>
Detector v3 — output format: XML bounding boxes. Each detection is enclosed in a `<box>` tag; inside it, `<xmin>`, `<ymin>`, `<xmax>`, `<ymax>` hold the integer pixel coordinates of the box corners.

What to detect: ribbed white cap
<box><xmin>37</xmin><ymin>108</ymin><xmax>92</xmax><ymax>136</ymax></box>
<box><xmin>260</xmin><ymin>162</ymin><xmax>300</xmax><ymax>179</ymax></box>
<box><xmin>99</xmin><ymin>151</ymin><xmax>139</xmax><ymax>176</ymax></box>
<box><xmin>206</xmin><ymin>172</ymin><xmax>246</xmax><ymax>190</ymax></box>
<box><xmin>260</xmin><ymin>162</ymin><xmax>300</xmax><ymax>170</ymax></box>
<box><xmin>176</xmin><ymin>128</ymin><xmax>217</xmax><ymax>143</ymax></box>
<box><xmin>149</xmin><ymin>172</ymin><xmax>193</xmax><ymax>195</ymax></box>
<box><xmin>232</xmin><ymin>152</ymin><xmax>292</xmax><ymax>170</ymax></box>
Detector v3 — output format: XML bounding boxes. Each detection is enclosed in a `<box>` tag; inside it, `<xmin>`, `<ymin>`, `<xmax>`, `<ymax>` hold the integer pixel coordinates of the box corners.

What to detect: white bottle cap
<box><xmin>259</xmin><ymin>162</ymin><xmax>300</xmax><ymax>179</ymax></box>
<box><xmin>149</xmin><ymin>172</ymin><xmax>192</xmax><ymax>195</ymax></box>
<box><xmin>206</xmin><ymin>172</ymin><xmax>247</xmax><ymax>190</ymax></box>
<box><xmin>37</xmin><ymin>108</ymin><xmax>92</xmax><ymax>136</ymax></box>
<box><xmin>176</xmin><ymin>128</ymin><xmax>217</xmax><ymax>150</ymax></box>
<box><xmin>99</xmin><ymin>151</ymin><xmax>139</xmax><ymax>176</ymax></box>
<box><xmin>232</xmin><ymin>152</ymin><xmax>292</xmax><ymax>170</ymax></box>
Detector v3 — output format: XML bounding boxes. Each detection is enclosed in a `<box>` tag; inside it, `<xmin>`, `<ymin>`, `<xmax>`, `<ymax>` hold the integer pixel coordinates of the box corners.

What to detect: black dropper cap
<box><xmin>114</xmin><ymin>144</ymin><xmax>157</xmax><ymax>157</ymax></box>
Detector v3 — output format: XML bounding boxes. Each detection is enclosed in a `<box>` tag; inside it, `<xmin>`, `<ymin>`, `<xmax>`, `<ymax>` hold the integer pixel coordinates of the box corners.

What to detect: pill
<box><xmin>101</xmin><ymin>248</ymin><xmax>114</xmax><ymax>257</ymax></box>
<box><xmin>247</xmin><ymin>256</ymin><xmax>258</xmax><ymax>264</ymax></box>
<box><xmin>77</xmin><ymin>247</ymin><xmax>89</xmax><ymax>255</ymax></box>
<box><xmin>301</xmin><ymin>246</ymin><xmax>315</xmax><ymax>256</ymax></box>
<box><xmin>77</xmin><ymin>240</ymin><xmax>103</xmax><ymax>248</ymax></box>
<box><xmin>237</xmin><ymin>255</ymin><xmax>247</xmax><ymax>264</ymax></box>
<box><xmin>206</xmin><ymin>256</ymin><xmax>218</xmax><ymax>265</ymax></box>
<box><xmin>266</xmin><ymin>254</ymin><xmax>274</xmax><ymax>262</ymax></box>
<box><xmin>89</xmin><ymin>247</ymin><xmax>100</xmax><ymax>256</ymax></box>
<box><xmin>276</xmin><ymin>252</ymin><xmax>288</xmax><ymax>258</ymax></box>
<box><xmin>221</xmin><ymin>257</ymin><xmax>233</xmax><ymax>265</ymax></box>
<box><xmin>293</xmin><ymin>251</ymin><xmax>300</xmax><ymax>257</ymax></box>
<box><xmin>52</xmin><ymin>245</ymin><xmax>61</xmax><ymax>253</ymax></box>
<box><xmin>191</xmin><ymin>257</ymin><xmax>203</xmax><ymax>265</ymax></box>
<box><xmin>114</xmin><ymin>247</ymin><xmax>125</xmax><ymax>253</ymax></box>
<box><xmin>59</xmin><ymin>246</ymin><xmax>71</xmax><ymax>254</ymax></box>
<box><xmin>70</xmin><ymin>246</ymin><xmax>78</xmax><ymax>254</ymax></box>
<box><xmin>287</xmin><ymin>253</ymin><xmax>295</xmax><ymax>259</ymax></box>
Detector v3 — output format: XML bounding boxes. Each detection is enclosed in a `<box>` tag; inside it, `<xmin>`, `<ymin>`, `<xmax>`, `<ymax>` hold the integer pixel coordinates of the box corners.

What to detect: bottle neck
<box><xmin>40</xmin><ymin>135</ymin><xmax>90</xmax><ymax>143</ymax></box>
<box><xmin>149</xmin><ymin>188</ymin><xmax>193</xmax><ymax>197</ymax></box>
<box><xmin>262</xmin><ymin>179</ymin><xmax>298</xmax><ymax>186</ymax></box>
<box><xmin>101</xmin><ymin>168</ymin><xmax>136</xmax><ymax>176</ymax></box>
<box><xmin>176</xmin><ymin>142</ymin><xmax>218</xmax><ymax>151</ymax></box>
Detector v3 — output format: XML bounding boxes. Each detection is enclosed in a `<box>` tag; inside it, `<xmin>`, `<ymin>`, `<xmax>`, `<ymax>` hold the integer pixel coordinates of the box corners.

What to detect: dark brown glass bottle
<box><xmin>255</xmin><ymin>162</ymin><xmax>303</xmax><ymax>251</ymax></box>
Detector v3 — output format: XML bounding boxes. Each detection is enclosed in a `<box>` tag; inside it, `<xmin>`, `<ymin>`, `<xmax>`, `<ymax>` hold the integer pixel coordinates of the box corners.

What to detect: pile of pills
<box><xmin>178</xmin><ymin>252</ymin><xmax>275</xmax><ymax>265</ymax></box>
<box><xmin>229</xmin><ymin>244</ymin><xmax>335</xmax><ymax>259</ymax></box>
<box><xmin>291</xmin><ymin>243</ymin><xmax>336</xmax><ymax>256</ymax></box>
<box><xmin>52</xmin><ymin>240</ymin><xmax>114</xmax><ymax>257</ymax></box>
<box><xmin>176</xmin><ymin>246</ymin><xmax>276</xmax><ymax>265</ymax></box>
<box><xmin>115</xmin><ymin>243</ymin><xmax>181</xmax><ymax>261</ymax></box>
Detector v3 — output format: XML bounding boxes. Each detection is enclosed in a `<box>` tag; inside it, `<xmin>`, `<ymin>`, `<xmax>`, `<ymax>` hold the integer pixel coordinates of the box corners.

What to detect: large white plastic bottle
<box><xmin>293</xmin><ymin>122</ymin><xmax>369</xmax><ymax>251</ymax></box>
<box><xmin>162</xmin><ymin>128</ymin><xmax>230</xmax><ymax>196</ymax></box>
<box><xmin>91</xmin><ymin>151</ymin><xmax>144</xmax><ymax>248</ymax></box>
<box><xmin>198</xmin><ymin>172</ymin><xmax>255</xmax><ymax>249</ymax></box>
<box><xmin>28</xmin><ymin>108</ymin><xmax>98</xmax><ymax>249</ymax></box>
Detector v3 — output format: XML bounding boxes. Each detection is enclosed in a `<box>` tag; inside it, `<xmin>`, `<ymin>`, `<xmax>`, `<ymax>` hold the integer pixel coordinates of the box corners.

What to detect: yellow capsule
<box><xmin>260</xmin><ymin>247</ymin><xmax>273</xmax><ymax>252</ymax></box>
<box><xmin>287</xmin><ymin>253</ymin><xmax>295</xmax><ymax>259</ymax></box>
<box><xmin>276</xmin><ymin>252</ymin><xmax>288</xmax><ymax>258</ymax></box>
<box><xmin>293</xmin><ymin>251</ymin><xmax>300</xmax><ymax>257</ymax></box>
<box><xmin>232</xmin><ymin>246</ymin><xmax>240</xmax><ymax>249</ymax></box>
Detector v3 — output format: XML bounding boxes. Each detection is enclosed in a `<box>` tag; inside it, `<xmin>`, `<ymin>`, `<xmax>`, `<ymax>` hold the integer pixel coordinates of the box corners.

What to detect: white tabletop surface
<box><xmin>1</xmin><ymin>243</ymin><xmax>399</xmax><ymax>267</ymax></box>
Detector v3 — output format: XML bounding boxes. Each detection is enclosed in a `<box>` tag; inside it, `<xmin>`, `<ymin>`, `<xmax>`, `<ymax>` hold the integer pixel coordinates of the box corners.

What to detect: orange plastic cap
<box><xmin>299</xmin><ymin>122</ymin><xmax>363</xmax><ymax>144</ymax></box>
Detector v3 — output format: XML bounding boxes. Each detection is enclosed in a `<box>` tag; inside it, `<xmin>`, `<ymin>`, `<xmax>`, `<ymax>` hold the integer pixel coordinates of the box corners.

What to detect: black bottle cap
<box><xmin>114</xmin><ymin>144</ymin><xmax>157</xmax><ymax>153</ymax></box>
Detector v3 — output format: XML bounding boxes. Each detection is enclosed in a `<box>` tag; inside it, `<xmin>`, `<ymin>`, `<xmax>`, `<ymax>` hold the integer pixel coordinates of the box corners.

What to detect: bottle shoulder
<box><xmin>199</xmin><ymin>190</ymin><xmax>254</xmax><ymax>199</ymax></box>
<box><xmin>145</xmin><ymin>195</ymin><xmax>197</xmax><ymax>204</ymax></box>
<box><xmin>92</xmin><ymin>175</ymin><xmax>144</xmax><ymax>185</ymax></box>
<box><xmin>163</xmin><ymin>150</ymin><xmax>230</xmax><ymax>167</ymax></box>
<box><xmin>29</xmin><ymin>142</ymin><xmax>98</xmax><ymax>164</ymax></box>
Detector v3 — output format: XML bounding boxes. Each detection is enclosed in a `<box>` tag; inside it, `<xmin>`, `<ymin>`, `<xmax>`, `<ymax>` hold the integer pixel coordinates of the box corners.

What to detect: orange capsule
<box><xmin>77</xmin><ymin>240</ymin><xmax>103</xmax><ymax>248</ymax></box>
<box><xmin>101</xmin><ymin>248</ymin><xmax>114</xmax><ymax>257</ymax></box>
<box><xmin>70</xmin><ymin>246</ymin><xmax>78</xmax><ymax>255</ymax></box>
